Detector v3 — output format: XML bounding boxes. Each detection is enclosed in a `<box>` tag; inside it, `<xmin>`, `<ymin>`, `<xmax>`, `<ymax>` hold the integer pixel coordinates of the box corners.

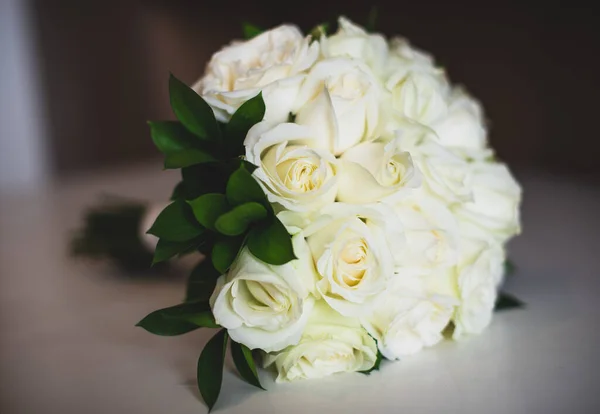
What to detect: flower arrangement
<box><xmin>135</xmin><ymin>17</ymin><xmax>522</xmax><ymax>411</ymax></box>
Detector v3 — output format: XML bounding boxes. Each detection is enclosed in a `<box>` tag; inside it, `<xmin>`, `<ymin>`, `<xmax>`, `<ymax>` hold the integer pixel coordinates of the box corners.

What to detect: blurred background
<box><xmin>0</xmin><ymin>0</ymin><xmax>599</xmax><ymax>194</ymax></box>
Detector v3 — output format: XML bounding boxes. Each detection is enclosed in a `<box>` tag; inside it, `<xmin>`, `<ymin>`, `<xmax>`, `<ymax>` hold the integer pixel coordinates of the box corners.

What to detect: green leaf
<box><xmin>226</xmin><ymin>164</ymin><xmax>270</xmax><ymax>210</ymax></box>
<box><xmin>153</xmin><ymin>237</ymin><xmax>203</xmax><ymax>264</ymax></box>
<box><xmin>136</xmin><ymin>301</ymin><xmax>210</xmax><ymax>336</ymax></box>
<box><xmin>164</xmin><ymin>148</ymin><xmax>217</xmax><ymax>169</ymax></box>
<box><xmin>309</xmin><ymin>23</ymin><xmax>329</xmax><ymax>40</ymax></box>
<box><xmin>170</xmin><ymin>181</ymin><xmax>186</xmax><ymax>201</ymax></box>
<box><xmin>247</xmin><ymin>217</ymin><xmax>296</xmax><ymax>265</ymax></box>
<box><xmin>183</xmin><ymin>311</ymin><xmax>219</xmax><ymax>328</ymax></box>
<box><xmin>215</xmin><ymin>202</ymin><xmax>267</xmax><ymax>236</ymax></box>
<box><xmin>182</xmin><ymin>163</ymin><xmax>229</xmax><ymax>199</ymax></box>
<box><xmin>136</xmin><ymin>315</ymin><xmax>197</xmax><ymax>336</ymax></box>
<box><xmin>169</xmin><ymin>74</ymin><xmax>220</xmax><ymax>140</ymax></box>
<box><xmin>240</xmin><ymin>160</ymin><xmax>258</xmax><ymax>173</ymax></box>
<box><xmin>360</xmin><ymin>349</ymin><xmax>383</xmax><ymax>375</ymax></box>
<box><xmin>230</xmin><ymin>341</ymin><xmax>264</xmax><ymax>390</ymax></box>
<box><xmin>197</xmin><ymin>329</ymin><xmax>228</xmax><ymax>411</ymax></box>
<box><xmin>148</xmin><ymin>121</ymin><xmax>198</xmax><ymax>155</ymax></box>
<box><xmin>225</xmin><ymin>92</ymin><xmax>265</xmax><ymax>156</ymax></box>
<box><xmin>212</xmin><ymin>235</ymin><xmax>245</xmax><ymax>274</ymax></box>
<box><xmin>188</xmin><ymin>193</ymin><xmax>230</xmax><ymax>231</ymax></box>
<box><xmin>186</xmin><ymin>260</ymin><xmax>221</xmax><ymax>302</ymax></box>
<box><xmin>495</xmin><ymin>292</ymin><xmax>525</xmax><ymax>311</ymax></box>
<box><xmin>366</xmin><ymin>7</ymin><xmax>378</xmax><ymax>32</ymax></box>
<box><xmin>242</xmin><ymin>23</ymin><xmax>263</xmax><ymax>39</ymax></box>
<box><xmin>504</xmin><ymin>259</ymin><xmax>516</xmax><ymax>276</ymax></box>
<box><xmin>147</xmin><ymin>200</ymin><xmax>203</xmax><ymax>242</ymax></box>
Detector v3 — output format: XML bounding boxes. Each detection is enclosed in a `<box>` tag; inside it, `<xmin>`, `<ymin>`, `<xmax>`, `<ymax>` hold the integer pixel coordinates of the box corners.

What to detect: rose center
<box><xmin>277</xmin><ymin>159</ymin><xmax>321</xmax><ymax>193</ymax></box>
<box><xmin>338</xmin><ymin>239</ymin><xmax>369</xmax><ymax>287</ymax></box>
<box><xmin>245</xmin><ymin>280</ymin><xmax>288</xmax><ymax>313</ymax></box>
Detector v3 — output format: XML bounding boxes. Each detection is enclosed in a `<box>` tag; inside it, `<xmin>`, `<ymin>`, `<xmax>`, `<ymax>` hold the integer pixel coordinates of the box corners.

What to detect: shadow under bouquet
<box><xmin>135</xmin><ymin>16</ymin><xmax>523</xmax><ymax>411</ymax></box>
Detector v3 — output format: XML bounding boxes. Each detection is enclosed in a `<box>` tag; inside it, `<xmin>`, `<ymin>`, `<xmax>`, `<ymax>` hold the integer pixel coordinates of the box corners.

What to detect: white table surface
<box><xmin>1</xmin><ymin>163</ymin><xmax>599</xmax><ymax>414</ymax></box>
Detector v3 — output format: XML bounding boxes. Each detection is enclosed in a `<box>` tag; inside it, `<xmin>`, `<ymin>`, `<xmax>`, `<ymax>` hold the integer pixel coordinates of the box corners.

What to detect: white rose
<box><xmin>385</xmin><ymin>65</ymin><xmax>449</xmax><ymax>125</ymax></box>
<box><xmin>304</xmin><ymin>203</ymin><xmax>405</xmax><ymax>316</ymax></box>
<box><xmin>264</xmin><ymin>300</ymin><xmax>378</xmax><ymax>382</ymax></box>
<box><xmin>337</xmin><ymin>137</ymin><xmax>421</xmax><ymax>204</ymax></box>
<box><xmin>453</xmin><ymin>161</ymin><xmax>522</xmax><ymax>242</ymax></box>
<box><xmin>385</xmin><ymin>37</ymin><xmax>435</xmax><ymax>75</ymax></box>
<box><xmin>322</xmin><ymin>17</ymin><xmax>389</xmax><ymax>75</ymax></box>
<box><xmin>452</xmin><ymin>238</ymin><xmax>505</xmax><ymax>339</ymax></box>
<box><xmin>394</xmin><ymin>121</ymin><xmax>473</xmax><ymax>204</ymax></box>
<box><xmin>210</xmin><ymin>245</ymin><xmax>316</xmax><ymax>352</ymax></box>
<box><xmin>393</xmin><ymin>188</ymin><xmax>460</xmax><ymax>269</ymax></box>
<box><xmin>432</xmin><ymin>88</ymin><xmax>491</xmax><ymax>160</ymax></box>
<box><xmin>193</xmin><ymin>25</ymin><xmax>319</xmax><ymax>122</ymax></box>
<box><xmin>245</xmin><ymin>122</ymin><xmax>338</xmax><ymax>212</ymax></box>
<box><xmin>294</xmin><ymin>57</ymin><xmax>385</xmax><ymax>155</ymax></box>
<box><xmin>362</xmin><ymin>281</ymin><xmax>456</xmax><ymax>359</ymax></box>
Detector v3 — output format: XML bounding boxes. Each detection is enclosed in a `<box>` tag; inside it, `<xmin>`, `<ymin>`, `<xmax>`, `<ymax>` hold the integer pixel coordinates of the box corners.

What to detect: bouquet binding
<box><xmin>120</xmin><ymin>16</ymin><xmax>526</xmax><ymax>411</ymax></box>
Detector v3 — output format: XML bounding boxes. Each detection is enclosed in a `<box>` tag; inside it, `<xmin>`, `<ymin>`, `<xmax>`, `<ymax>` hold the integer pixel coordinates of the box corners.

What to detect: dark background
<box><xmin>30</xmin><ymin>0</ymin><xmax>600</xmax><ymax>180</ymax></box>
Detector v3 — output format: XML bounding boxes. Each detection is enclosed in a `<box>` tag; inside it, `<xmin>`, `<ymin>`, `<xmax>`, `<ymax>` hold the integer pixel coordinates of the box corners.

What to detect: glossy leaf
<box><xmin>226</xmin><ymin>164</ymin><xmax>270</xmax><ymax>210</ymax></box>
<box><xmin>225</xmin><ymin>92</ymin><xmax>265</xmax><ymax>155</ymax></box>
<box><xmin>164</xmin><ymin>148</ymin><xmax>217</xmax><ymax>169</ymax></box>
<box><xmin>147</xmin><ymin>200</ymin><xmax>203</xmax><ymax>242</ymax></box>
<box><xmin>169</xmin><ymin>74</ymin><xmax>220</xmax><ymax>140</ymax></box>
<box><xmin>230</xmin><ymin>341</ymin><xmax>264</xmax><ymax>390</ymax></box>
<box><xmin>170</xmin><ymin>181</ymin><xmax>186</xmax><ymax>201</ymax></box>
<box><xmin>185</xmin><ymin>312</ymin><xmax>219</xmax><ymax>328</ymax></box>
<box><xmin>197</xmin><ymin>329</ymin><xmax>228</xmax><ymax>411</ymax></box>
<box><xmin>247</xmin><ymin>217</ymin><xmax>296</xmax><ymax>265</ymax></box>
<box><xmin>148</xmin><ymin>121</ymin><xmax>198</xmax><ymax>155</ymax></box>
<box><xmin>153</xmin><ymin>237</ymin><xmax>203</xmax><ymax>264</ymax></box>
<box><xmin>181</xmin><ymin>163</ymin><xmax>229</xmax><ymax>199</ymax></box>
<box><xmin>186</xmin><ymin>260</ymin><xmax>221</xmax><ymax>302</ymax></box>
<box><xmin>212</xmin><ymin>235</ymin><xmax>245</xmax><ymax>274</ymax></box>
<box><xmin>215</xmin><ymin>202</ymin><xmax>267</xmax><ymax>236</ymax></box>
<box><xmin>136</xmin><ymin>301</ymin><xmax>211</xmax><ymax>336</ymax></box>
<box><xmin>188</xmin><ymin>193</ymin><xmax>230</xmax><ymax>231</ymax></box>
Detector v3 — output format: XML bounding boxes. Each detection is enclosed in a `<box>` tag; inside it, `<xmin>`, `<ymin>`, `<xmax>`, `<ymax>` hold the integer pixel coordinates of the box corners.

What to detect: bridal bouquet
<box><xmin>136</xmin><ymin>17</ymin><xmax>522</xmax><ymax>411</ymax></box>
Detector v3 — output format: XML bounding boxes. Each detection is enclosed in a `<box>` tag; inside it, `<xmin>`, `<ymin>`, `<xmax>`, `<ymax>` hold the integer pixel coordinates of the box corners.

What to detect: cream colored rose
<box><xmin>304</xmin><ymin>203</ymin><xmax>405</xmax><ymax>316</ymax></box>
<box><xmin>210</xmin><ymin>246</ymin><xmax>316</xmax><ymax>352</ymax></box>
<box><xmin>454</xmin><ymin>161</ymin><xmax>522</xmax><ymax>242</ymax></box>
<box><xmin>394</xmin><ymin>121</ymin><xmax>473</xmax><ymax>204</ymax></box>
<box><xmin>452</xmin><ymin>237</ymin><xmax>505</xmax><ymax>339</ymax></box>
<box><xmin>337</xmin><ymin>137</ymin><xmax>421</xmax><ymax>204</ymax></box>
<box><xmin>385</xmin><ymin>37</ymin><xmax>435</xmax><ymax>75</ymax></box>
<box><xmin>385</xmin><ymin>67</ymin><xmax>449</xmax><ymax>125</ymax></box>
<box><xmin>362</xmin><ymin>286</ymin><xmax>456</xmax><ymax>359</ymax></box>
<box><xmin>432</xmin><ymin>88</ymin><xmax>491</xmax><ymax>160</ymax></box>
<box><xmin>245</xmin><ymin>122</ymin><xmax>338</xmax><ymax>212</ymax></box>
<box><xmin>264</xmin><ymin>300</ymin><xmax>378</xmax><ymax>382</ymax></box>
<box><xmin>322</xmin><ymin>17</ymin><xmax>389</xmax><ymax>75</ymax></box>
<box><xmin>294</xmin><ymin>57</ymin><xmax>385</xmax><ymax>155</ymax></box>
<box><xmin>393</xmin><ymin>188</ymin><xmax>460</xmax><ymax>269</ymax></box>
<box><xmin>193</xmin><ymin>25</ymin><xmax>319</xmax><ymax>122</ymax></box>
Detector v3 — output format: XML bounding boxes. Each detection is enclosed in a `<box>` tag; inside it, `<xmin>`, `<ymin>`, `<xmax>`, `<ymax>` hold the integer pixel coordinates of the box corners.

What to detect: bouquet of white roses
<box><xmin>136</xmin><ymin>16</ymin><xmax>522</xmax><ymax>411</ymax></box>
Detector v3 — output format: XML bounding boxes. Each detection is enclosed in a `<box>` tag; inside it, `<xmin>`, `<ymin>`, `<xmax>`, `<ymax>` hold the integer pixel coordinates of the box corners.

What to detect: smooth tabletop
<box><xmin>1</xmin><ymin>163</ymin><xmax>599</xmax><ymax>414</ymax></box>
